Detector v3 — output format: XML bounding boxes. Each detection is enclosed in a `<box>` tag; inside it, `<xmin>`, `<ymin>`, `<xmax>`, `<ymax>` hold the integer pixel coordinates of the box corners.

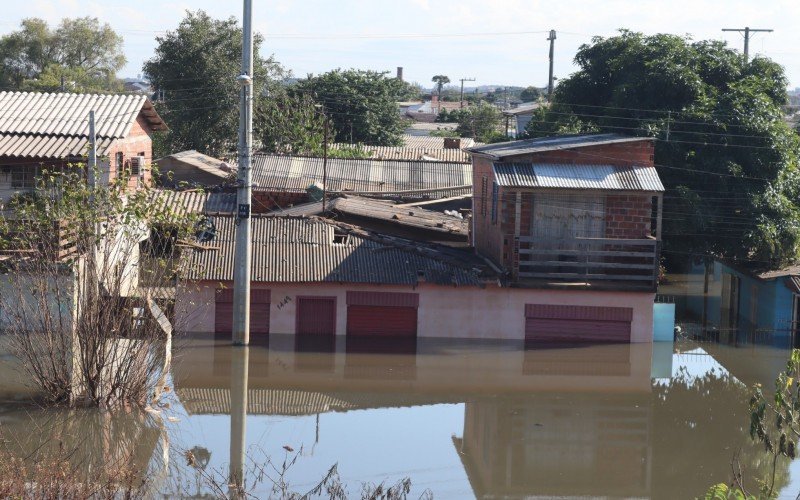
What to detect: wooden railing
<box><xmin>515</xmin><ymin>236</ymin><xmax>659</xmax><ymax>288</ymax></box>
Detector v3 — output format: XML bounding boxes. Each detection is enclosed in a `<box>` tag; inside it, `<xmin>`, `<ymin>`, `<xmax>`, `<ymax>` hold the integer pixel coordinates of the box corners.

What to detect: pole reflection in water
<box><xmin>229</xmin><ymin>345</ymin><xmax>249</xmax><ymax>494</ymax></box>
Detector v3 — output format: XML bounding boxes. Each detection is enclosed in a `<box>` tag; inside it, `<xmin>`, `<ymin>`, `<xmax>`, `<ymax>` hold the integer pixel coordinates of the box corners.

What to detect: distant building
<box><xmin>502</xmin><ymin>102</ymin><xmax>542</xmax><ymax>137</ymax></box>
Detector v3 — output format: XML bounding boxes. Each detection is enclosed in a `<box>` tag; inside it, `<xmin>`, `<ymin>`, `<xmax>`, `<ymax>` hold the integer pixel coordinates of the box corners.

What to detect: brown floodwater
<box><xmin>1</xmin><ymin>333</ymin><xmax>799</xmax><ymax>499</ymax></box>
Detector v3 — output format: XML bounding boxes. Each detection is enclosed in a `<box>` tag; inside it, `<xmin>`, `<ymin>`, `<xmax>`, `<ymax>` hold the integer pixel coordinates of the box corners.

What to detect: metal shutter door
<box><xmin>296</xmin><ymin>297</ymin><xmax>336</xmax><ymax>335</ymax></box>
<box><xmin>524</xmin><ymin>304</ymin><xmax>632</xmax><ymax>343</ymax></box>
<box><xmin>215</xmin><ymin>288</ymin><xmax>270</xmax><ymax>335</ymax></box>
<box><xmin>346</xmin><ymin>306</ymin><xmax>418</xmax><ymax>337</ymax></box>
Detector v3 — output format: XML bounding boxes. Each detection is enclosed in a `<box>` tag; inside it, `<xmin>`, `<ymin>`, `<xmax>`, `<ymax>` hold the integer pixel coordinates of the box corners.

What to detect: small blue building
<box><xmin>685</xmin><ymin>259</ymin><xmax>800</xmax><ymax>347</ymax></box>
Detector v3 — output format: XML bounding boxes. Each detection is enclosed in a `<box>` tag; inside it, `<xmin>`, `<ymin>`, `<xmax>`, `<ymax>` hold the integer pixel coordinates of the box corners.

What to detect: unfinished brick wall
<box><xmin>252</xmin><ymin>191</ymin><xmax>308</xmax><ymax>213</ymax></box>
<box><xmin>605</xmin><ymin>194</ymin><xmax>652</xmax><ymax>239</ymax></box>
<box><xmin>106</xmin><ymin>114</ymin><xmax>154</xmax><ymax>189</ymax></box>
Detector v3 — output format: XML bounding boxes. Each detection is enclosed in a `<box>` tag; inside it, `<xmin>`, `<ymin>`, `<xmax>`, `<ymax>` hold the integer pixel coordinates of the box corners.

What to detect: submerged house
<box><xmin>684</xmin><ymin>259</ymin><xmax>800</xmax><ymax>346</ymax></box>
<box><xmin>467</xmin><ymin>134</ymin><xmax>664</xmax><ymax>342</ymax></box>
<box><xmin>176</xmin><ymin>134</ymin><xmax>665</xmax><ymax>342</ymax></box>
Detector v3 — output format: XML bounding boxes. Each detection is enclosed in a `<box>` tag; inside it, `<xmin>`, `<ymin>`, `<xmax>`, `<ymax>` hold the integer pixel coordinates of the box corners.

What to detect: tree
<box><xmin>520</xmin><ymin>86</ymin><xmax>542</xmax><ymax>102</ymax></box>
<box><xmin>143</xmin><ymin>10</ymin><xmax>286</xmax><ymax>157</ymax></box>
<box><xmin>256</xmin><ymin>92</ymin><xmax>326</xmax><ymax>155</ymax></box>
<box><xmin>431</xmin><ymin>75</ymin><xmax>450</xmax><ymax>97</ymax></box>
<box><xmin>525</xmin><ymin>31</ymin><xmax>800</xmax><ymax>268</ymax></box>
<box><xmin>455</xmin><ymin>101</ymin><xmax>503</xmax><ymax>143</ymax></box>
<box><xmin>294</xmin><ymin>69</ymin><xmax>407</xmax><ymax>146</ymax></box>
<box><xmin>0</xmin><ymin>165</ymin><xmax>199</xmax><ymax>408</ymax></box>
<box><xmin>0</xmin><ymin>17</ymin><xmax>125</xmax><ymax>92</ymax></box>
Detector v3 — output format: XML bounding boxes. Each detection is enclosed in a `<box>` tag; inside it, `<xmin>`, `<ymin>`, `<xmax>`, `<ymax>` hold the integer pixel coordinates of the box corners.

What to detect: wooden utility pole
<box><xmin>232</xmin><ymin>0</ymin><xmax>254</xmax><ymax>346</ymax></box>
<box><xmin>722</xmin><ymin>27</ymin><xmax>773</xmax><ymax>63</ymax></box>
<box><xmin>547</xmin><ymin>30</ymin><xmax>556</xmax><ymax>98</ymax></box>
<box><xmin>459</xmin><ymin>78</ymin><xmax>475</xmax><ymax>108</ymax></box>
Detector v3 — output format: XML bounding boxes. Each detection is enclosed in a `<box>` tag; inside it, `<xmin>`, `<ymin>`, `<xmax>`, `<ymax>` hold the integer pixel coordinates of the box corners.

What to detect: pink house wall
<box><xmin>177</xmin><ymin>282</ymin><xmax>655</xmax><ymax>342</ymax></box>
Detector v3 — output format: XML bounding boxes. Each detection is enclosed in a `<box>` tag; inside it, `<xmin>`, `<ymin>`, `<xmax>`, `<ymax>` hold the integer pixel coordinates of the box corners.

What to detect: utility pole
<box><xmin>459</xmin><ymin>77</ymin><xmax>475</xmax><ymax>109</ymax></box>
<box><xmin>547</xmin><ymin>30</ymin><xmax>557</xmax><ymax>98</ymax></box>
<box><xmin>232</xmin><ymin>0</ymin><xmax>254</xmax><ymax>346</ymax></box>
<box><xmin>322</xmin><ymin>114</ymin><xmax>329</xmax><ymax>213</ymax></box>
<box><xmin>88</xmin><ymin>111</ymin><xmax>96</xmax><ymax>189</ymax></box>
<box><xmin>722</xmin><ymin>27</ymin><xmax>773</xmax><ymax>63</ymax></box>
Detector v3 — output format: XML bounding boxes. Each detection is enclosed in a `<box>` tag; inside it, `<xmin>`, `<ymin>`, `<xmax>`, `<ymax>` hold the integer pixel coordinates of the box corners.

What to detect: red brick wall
<box><xmin>604</xmin><ymin>194</ymin><xmax>652</xmax><ymax>239</ymax></box>
<box><xmin>252</xmin><ymin>191</ymin><xmax>308</xmax><ymax>213</ymax></box>
<box><xmin>105</xmin><ymin>114</ymin><xmax>153</xmax><ymax>189</ymax></box>
<box><xmin>471</xmin><ymin>139</ymin><xmax>655</xmax><ymax>271</ymax></box>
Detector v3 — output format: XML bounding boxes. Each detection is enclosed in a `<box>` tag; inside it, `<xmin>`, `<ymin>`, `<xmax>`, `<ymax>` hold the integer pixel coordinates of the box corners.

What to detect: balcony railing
<box><xmin>514</xmin><ymin>236</ymin><xmax>659</xmax><ymax>289</ymax></box>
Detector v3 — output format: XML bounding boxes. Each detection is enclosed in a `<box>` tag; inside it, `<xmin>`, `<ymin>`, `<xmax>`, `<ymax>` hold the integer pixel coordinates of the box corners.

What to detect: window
<box><xmin>11</xmin><ymin>166</ymin><xmax>38</xmax><ymax>189</ymax></box>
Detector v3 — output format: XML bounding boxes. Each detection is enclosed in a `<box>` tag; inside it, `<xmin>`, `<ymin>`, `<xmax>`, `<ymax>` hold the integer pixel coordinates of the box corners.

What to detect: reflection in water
<box><xmin>1</xmin><ymin>334</ymin><xmax>798</xmax><ymax>498</ymax></box>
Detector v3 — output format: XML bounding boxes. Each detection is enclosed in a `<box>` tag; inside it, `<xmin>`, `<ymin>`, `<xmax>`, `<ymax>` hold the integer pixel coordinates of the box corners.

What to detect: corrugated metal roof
<box><xmin>269</xmin><ymin>195</ymin><xmax>468</xmax><ymax>236</ymax></box>
<box><xmin>468</xmin><ymin>133</ymin><xmax>651</xmax><ymax>160</ymax></box>
<box><xmin>177</xmin><ymin>388</ymin><xmax>358</xmax><ymax>416</ymax></box>
<box><xmin>184</xmin><ymin>215</ymin><xmax>482</xmax><ymax>286</ymax></box>
<box><xmin>331</xmin><ymin>145</ymin><xmax>472</xmax><ymax>163</ymax></box>
<box><xmin>150</xmin><ymin>189</ymin><xmax>237</xmax><ymax>215</ymax></box>
<box><xmin>156</xmin><ymin>150</ymin><xmax>232</xmax><ymax>179</ymax></box>
<box><xmin>493</xmin><ymin>163</ymin><xmax>665</xmax><ymax>192</ymax></box>
<box><xmin>0</xmin><ymin>91</ymin><xmax>166</xmax><ymax>158</ymax></box>
<box><xmin>0</xmin><ymin>133</ymin><xmax>114</xmax><ymax>159</ymax></box>
<box><xmin>251</xmin><ymin>154</ymin><xmax>472</xmax><ymax>199</ymax></box>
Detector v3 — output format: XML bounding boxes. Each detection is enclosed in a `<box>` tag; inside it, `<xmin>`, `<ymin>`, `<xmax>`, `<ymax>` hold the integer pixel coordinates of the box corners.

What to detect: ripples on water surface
<box><xmin>2</xmin><ymin>334</ymin><xmax>800</xmax><ymax>498</ymax></box>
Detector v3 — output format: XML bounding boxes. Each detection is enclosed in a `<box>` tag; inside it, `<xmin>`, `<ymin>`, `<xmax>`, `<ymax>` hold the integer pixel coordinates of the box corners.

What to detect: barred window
<box><xmin>491</xmin><ymin>181</ymin><xmax>498</xmax><ymax>225</ymax></box>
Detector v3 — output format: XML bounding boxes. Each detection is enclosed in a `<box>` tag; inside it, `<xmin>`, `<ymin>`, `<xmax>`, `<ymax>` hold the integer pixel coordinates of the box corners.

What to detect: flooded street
<box><xmin>3</xmin><ymin>333</ymin><xmax>800</xmax><ymax>498</ymax></box>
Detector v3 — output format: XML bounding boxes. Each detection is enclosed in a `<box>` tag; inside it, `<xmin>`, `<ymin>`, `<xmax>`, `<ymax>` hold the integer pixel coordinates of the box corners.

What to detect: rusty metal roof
<box><xmin>184</xmin><ymin>215</ymin><xmax>483</xmax><ymax>286</ymax></box>
<box><xmin>468</xmin><ymin>134</ymin><xmax>651</xmax><ymax>160</ymax></box>
<box><xmin>269</xmin><ymin>195</ymin><xmax>468</xmax><ymax>237</ymax></box>
<box><xmin>251</xmin><ymin>154</ymin><xmax>472</xmax><ymax>199</ymax></box>
<box><xmin>493</xmin><ymin>163</ymin><xmax>664</xmax><ymax>192</ymax></box>
<box><xmin>0</xmin><ymin>91</ymin><xmax>166</xmax><ymax>158</ymax></box>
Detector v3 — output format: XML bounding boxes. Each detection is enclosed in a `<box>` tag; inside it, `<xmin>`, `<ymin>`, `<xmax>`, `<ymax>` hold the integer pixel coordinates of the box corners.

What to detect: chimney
<box><xmin>431</xmin><ymin>94</ymin><xmax>439</xmax><ymax>113</ymax></box>
<box><xmin>444</xmin><ymin>137</ymin><xmax>461</xmax><ymax>149</ymax></box>
<box><xmin>396</xmin><ymin>67</ymin><xmax>403</xmax><ymax>81</ymax></box>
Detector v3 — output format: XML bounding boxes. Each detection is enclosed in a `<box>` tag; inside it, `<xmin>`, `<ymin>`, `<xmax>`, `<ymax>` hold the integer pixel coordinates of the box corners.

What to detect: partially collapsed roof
<box><xmin>251</xmin><ymin>154</ymin><xmax>472</xmax><ymax>199</ymax></box>
<box><xmin>184</xmin><ymin>215</ymin><xmax>485</xmax><ymax>286</ymax></box>
<box><xmin>156</xmin><ymin>150</ymin><xmax>232</xmax><ymax>179</ymax></box>
<box><xmin>493</xmin><ymin>163</ymin><xmax>664</xmax><ymax>192</ymax></box>
<box><xmin>468</xmin><ymin>134</ymin><xmax>651</xmax><ymax>161</ymax></box>
<box><xmin>0</xmin><ymin>91</ymin><xmax>166</xmax><ymax>158</ymax></box>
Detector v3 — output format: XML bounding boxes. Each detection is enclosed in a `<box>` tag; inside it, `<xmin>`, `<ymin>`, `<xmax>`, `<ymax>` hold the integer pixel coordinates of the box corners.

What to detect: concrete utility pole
<box><xmin>547</xmin><ymin>30</ymin><xmax>557</xmax><ymax>98</ymax></box>
<box><xmin>722</xmin><ymin>27</ymin><xmax>773</xmax><ymax>63</ymax></box>
<box><xmin>459</xmin><ymin>78</ymin><xmax>475</xmax><ymax>109</ymax></box>
<box><xmin>322</xmin><ymin>114</ymin><xmax>329</xmax><ymax>213</ymax></box>
<box><xmin>232</xmin><ymin>0</ymin><xmax>254</xmax><ymax>346</ymax></box>
<box><xmin>88</xmin><ymin>111</ymin><xmax>97</xmax><ymax>188</ymax></box>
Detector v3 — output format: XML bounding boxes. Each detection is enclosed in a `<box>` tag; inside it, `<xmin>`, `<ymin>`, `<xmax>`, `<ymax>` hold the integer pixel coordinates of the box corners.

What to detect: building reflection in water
<box><xmin>166</xmin><ymin>334</ymin><xmax>792</xmax><ymax>498</ymax></box>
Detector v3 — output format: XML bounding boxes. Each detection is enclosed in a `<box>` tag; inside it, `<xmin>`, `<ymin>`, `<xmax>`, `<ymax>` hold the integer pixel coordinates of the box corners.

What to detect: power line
<box><xmin>721</xmin><ymin>27</ymin><xmax>774</xmax><ymax>63</ymax></box>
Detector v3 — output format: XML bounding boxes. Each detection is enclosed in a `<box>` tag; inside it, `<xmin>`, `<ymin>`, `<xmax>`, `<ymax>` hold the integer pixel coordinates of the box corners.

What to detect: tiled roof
<box><xmin>251</xmin><ymin>154</ymin><xmax>472</xmax><ymax>200</ymax></box>
<box><xmin>0</xmin><ymin>91</ymin><xmax>166</xmax><ymax>158</ymax></box>
<box><xmin>468</xmin><ymin>134</ymin><xmax>651</xmax><ymax>160</ymax></box>
<box><xmin>183</xmin><ymin>215</ymin><xmax>484</xmax><ymax>286</ymax></box>
<box><xmin>493</xmin><ymin>163</ymin><xmax>664</xmax><ymax>192</ymax></box>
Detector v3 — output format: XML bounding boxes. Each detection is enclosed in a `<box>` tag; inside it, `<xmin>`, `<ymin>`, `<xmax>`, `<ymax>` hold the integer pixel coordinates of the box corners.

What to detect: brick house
<box><xmin>0</xmin><ymin>91</ymin><xmax>166</xmax><ymax>203</ymax></box>
<box><xmin>467</xmin><ymin>134</ymin><xmax>664</xmax><ymax>341</ymax></box>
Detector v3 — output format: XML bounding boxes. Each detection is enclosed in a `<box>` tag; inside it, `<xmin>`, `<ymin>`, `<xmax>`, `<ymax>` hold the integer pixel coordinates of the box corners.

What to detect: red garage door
<box><xmin>346</xmin><ymin>292</ymin><xmax>419</xmax><ymax>338</ymax></box>
<box><xmin>215</xmin><ymin>288</ymin><xmax>271</xmax><ymax>334</ymax></box>
<box><xmin>296</xmin><ymin>296</ymin><xmax>337</xmax><ymax>335</ymax></box>
<box><xmin>524</xmin><ymin>304</ymin><xmax>632</xmax><ymax>343</ymax></box>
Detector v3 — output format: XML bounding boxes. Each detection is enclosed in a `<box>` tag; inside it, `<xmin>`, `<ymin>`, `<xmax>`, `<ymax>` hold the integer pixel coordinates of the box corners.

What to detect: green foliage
<box><xmin>455</xmin><ymin>102</ymin><xmax>503</xmax><ymax>143</ymax></box>
<box><xmin>294</xmin><ymin>69</ymin><xmax>407</xmax><ymax>146</ymax></box>
<box><xmin>256</xmin><ymin>92</ymin><xmax>325</xmax><ymax>155</ymax></box>
<box><xmin>428</xmin><ymin>128</ymin><xmax>460</xmax><ymax>138</ymax></box>
<box><xmin>700</xmin><ymin>484</ymin><xmax>756</xmax><ymax>500</ymax></box>
<box><xmin>143</xmin><ymin>10</ymin><xmax>286</xmax><ymax>157</ymax></box>
<box><xmin>0</xmin><ymin>17</ymin><xmax>125</xmax><ymax>92</ymax></box>
<box><xmin>431</xmin><ymin>75</ymin><xmax>450</xmax><ymax>97</ymax></box>
<box><xmin>520</xmin><ymin>86</ymin><xmax>542</xmax><ymax>102</ymax></box>
<box><xmin>525</xmin><ymin>30</ymin><xmax>800</xmax><ymax>267</ymax></box>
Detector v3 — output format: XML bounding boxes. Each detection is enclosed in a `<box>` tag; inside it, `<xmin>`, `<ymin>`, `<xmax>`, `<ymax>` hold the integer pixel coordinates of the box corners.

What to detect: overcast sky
<box><xmin>2</xmin><ymin>0</ymin><xmax>800</xmax><ymax>90</ymax></box>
